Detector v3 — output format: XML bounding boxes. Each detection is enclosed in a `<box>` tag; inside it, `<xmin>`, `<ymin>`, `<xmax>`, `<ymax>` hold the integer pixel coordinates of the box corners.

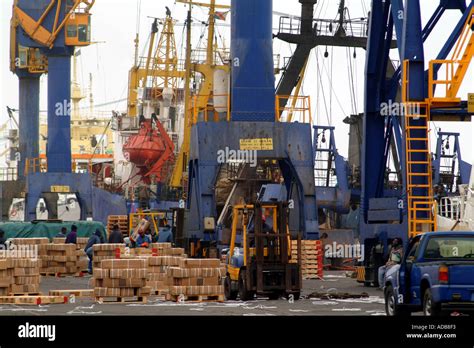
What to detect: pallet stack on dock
<box><xmin>291</xmin><ymin>240</ymin><xmax>323</xmax><ymax>279</ymax></box>
<box><xmin>107</xmin><ymin>215</ymin><xmax>129</xmax><ymax>238</ymax></box>
<box><xmin>92</xmin><ymin>243</ymin><xmax>125</xmax><ymax>269</ymax></box>
<box><xmin>0</xmin><ymin>258</ymin><xmax>41</xmax><ymax>295</ymax></box>
<box><xmin>167</xmin><ymin>258</ymin><xmax>225</xmax><ymax>302</ymax></box>
<box><xmin>146</xmin><ymin>255</ymin><xmax>185</xmax><ymax>295</ymax></box>
<box><xmin>93</xmin><ymin>259</ymin><xmax>151</xmax><ymax>303</ymax></box>
<box><xmin>38</xmin><ymin>244</ymin><xmax>79</xmax><ymax>276</ymax></box>
<box><xmin>52</xmin><ymin>237</ymin><xmax>89</xmax><ymax>272</ymax></box>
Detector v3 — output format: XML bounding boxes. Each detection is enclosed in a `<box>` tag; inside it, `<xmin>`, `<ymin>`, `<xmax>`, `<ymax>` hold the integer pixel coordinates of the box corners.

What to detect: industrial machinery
<box><xmin>357</xmin><ymin>0</ymin><xmax>474</xmax><ymax>286</ymax></box>
<box><xmin>4</xmin><ymin>0</ymin><xmax>127</xmax><ymax>223</ymax></box>
<box><xmin>433</xmin><ymin>131</ymin><xmax>472</xmax><ymax>192</ymax></box>
<box><xmin>184</xmin><ymin>0</ymin><xmax>319</xmax><ymax>254</ymax></box>
<box><xmin>224</xmin><ymin>202</ymin><xmax>301</xmax><ymax>301</ymax></box>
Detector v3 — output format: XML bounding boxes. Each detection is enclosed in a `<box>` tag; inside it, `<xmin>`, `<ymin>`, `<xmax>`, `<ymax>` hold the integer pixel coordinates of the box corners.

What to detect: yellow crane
<box><xmin>170</xmin><ymin>0</ymin><xmax>231</xmax><ymax>190</ymax></box>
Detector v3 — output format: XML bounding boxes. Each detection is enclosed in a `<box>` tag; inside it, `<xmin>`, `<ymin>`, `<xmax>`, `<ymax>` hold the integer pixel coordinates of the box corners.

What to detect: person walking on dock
<box><xmin>84</xmin><ymin>229</ymin><xmax>103</xmax><ymax>273</ymax></box>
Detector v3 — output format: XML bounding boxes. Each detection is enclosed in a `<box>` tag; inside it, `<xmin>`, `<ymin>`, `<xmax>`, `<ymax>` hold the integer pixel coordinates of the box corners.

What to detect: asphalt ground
<box><xmin>0</xmin><ymin>271</ymin><xmax>388</xmax><ymax>316</ymax></box>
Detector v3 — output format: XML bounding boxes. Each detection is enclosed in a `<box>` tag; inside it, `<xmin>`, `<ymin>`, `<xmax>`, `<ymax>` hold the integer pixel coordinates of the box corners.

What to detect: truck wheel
<box><xmin>385</xmin><ymin>285</ymin><xmax>410</xmax><ymax>316</ymax></box>
<box><xmin>268</xmin><ymin>292</ymin><xmax>281</xmax><ymax>300</ymax></box>
<box><xmin>423</xmin><ymin>288</ymin><xmax>441</xmax><ymax>316</ymax></box>
<box><xmin>224</xmin><ymin>275</ymin><xmax>237</xmax><ymax>301</ymax></box>
<box><xmin>238</xmin><ymin>270</ymin><xmax>253</xmax><ymax>301</ymax></box>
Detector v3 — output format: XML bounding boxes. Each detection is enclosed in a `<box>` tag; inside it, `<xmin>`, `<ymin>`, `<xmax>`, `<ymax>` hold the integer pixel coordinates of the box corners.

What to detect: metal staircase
<box><xmin>429</xmin><ymin>7</ymin><xmax>474</xmax><ymax>106</ymax></box>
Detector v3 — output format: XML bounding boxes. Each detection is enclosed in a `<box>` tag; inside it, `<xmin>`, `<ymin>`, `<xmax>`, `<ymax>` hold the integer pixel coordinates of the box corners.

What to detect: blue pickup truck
<box><xmin>384</xmin><ymin>232</ymin><xmax>474</xmax><ymax>316</ymax></box>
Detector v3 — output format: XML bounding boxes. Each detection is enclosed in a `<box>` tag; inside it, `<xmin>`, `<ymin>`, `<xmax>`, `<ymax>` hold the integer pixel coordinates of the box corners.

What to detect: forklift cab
<box><xmin>225</xmin><ymin>202</ymin><xmax>302</xmax><ymax>301</ymax></box>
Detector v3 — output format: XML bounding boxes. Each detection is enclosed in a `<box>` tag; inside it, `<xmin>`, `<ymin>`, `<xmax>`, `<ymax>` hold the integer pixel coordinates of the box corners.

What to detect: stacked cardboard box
<box><xmin>10</xmin><ymin>238</ymin><xmax>49</xmax><ymax>246</ymax></box>
<box><xmin>146</xmin><ymin>255</ymin><xmax>185</xmax><ymax>295</ymax></box>
<box><xmin>0</xmin><ymin>258</ymin><xmax>41</xmax><ymax>295</ymax></box>
<box><xmin>291</xmin><ymin>240</ymin><xmax>323</xmax><ymax>279</ymax></box>
<box><xmin>93</xmin><ymin>259</ymin><xmax>150</xmax><ymax>301</ymax></box>
<box><xmin>167</xmin><ymin>258</ymin><xmax>225</xmax><ymax>301</ymax></box>
<box><xmin>92</xmin><ymin>243</ymin><xmax>125</xmax><ymax>269</ymax></box>
<box><xmin>50</xmin><ymin>237</ymin><xmax>89</xmax><ymax>272</ymax></box>
<box><xmin>38</xmin><ymin>244</ymin><xmax>78</xmax><ymax>275</ymax></box>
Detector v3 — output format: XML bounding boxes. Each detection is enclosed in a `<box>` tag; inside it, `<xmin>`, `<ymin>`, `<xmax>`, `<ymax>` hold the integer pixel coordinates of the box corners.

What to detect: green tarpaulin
<box><xmin>0</xmin><ymin>221</ymin><xmax>106</xmax><ymax>241</ymax></box>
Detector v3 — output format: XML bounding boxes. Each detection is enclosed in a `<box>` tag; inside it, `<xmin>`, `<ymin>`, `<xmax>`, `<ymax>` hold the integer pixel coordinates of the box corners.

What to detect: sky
<box><xmin>0</xmin><ymin>0</ymin><xmax>473</xmax><ymax>165</ymax></box>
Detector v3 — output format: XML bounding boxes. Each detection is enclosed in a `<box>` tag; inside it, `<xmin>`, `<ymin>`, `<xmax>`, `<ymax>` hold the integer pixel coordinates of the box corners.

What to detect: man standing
<box><xmin>157</xmin><ymin>224</ymin><xmax>173</xmax><ymax>243</ymax></box>
<box><xmin>56</xmin><ymin>227</ymin><xmax>67</xmax><ymax>238</ymax></box>
<box><xmin>108</xmin><ymin>224</ymin><xmax>124</xmax><ymax>244</ymax></box>
<box><xmin>65</xmin><ymin>225</ymin><xmax>78</xmax><ymax>244</ymax></box>
<box><xmin>0</xmin><ymin>229</ymin><xmax>6</xmax><ymax>249</ymax></box>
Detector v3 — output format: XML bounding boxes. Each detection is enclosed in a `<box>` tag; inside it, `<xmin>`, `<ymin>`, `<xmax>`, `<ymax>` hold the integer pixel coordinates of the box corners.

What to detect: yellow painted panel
<box><xmin>51</xmin><ymin>185</ymin><xmax>71</xmax><ymax>193</ymax></box>
<box><xmin>468</xmin><ymin>93</ymin><xmax>474</xmax><ymax>113</ymax></box>
<box><xmin>239</xmin><ymin>138</ymin><xmax>273</xmax><ymax>151</ymax></box>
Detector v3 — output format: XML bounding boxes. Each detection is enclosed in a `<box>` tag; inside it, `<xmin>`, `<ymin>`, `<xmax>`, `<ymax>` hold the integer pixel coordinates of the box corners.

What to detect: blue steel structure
<box><xmin>433</xmin><ymin>132</ymin><xmax>472</xmax><ymax>191</ymax></box>
<box><xmin>9</xmin><ymin>0</ymin><xmax>127</xmax><ymax>223</ymax></box>
<box><xmin>186</xmin><ymin>0</ymin><xmax>319</xmax><ymax>244</ymax></box>
<box><xmin>313</xmin><ymin>125</ymin><xmax>350</xmax><ymax>213</ymax></box>
<box><xmin>359</xmin><ymin>0</ymin><xmax>474</xmax><ymax>285</ymax></box>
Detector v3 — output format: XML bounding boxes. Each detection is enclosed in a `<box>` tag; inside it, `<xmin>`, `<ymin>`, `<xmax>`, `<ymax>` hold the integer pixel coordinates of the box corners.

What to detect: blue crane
<box><xmin>357</xmin><ymin>0</ymin><xmax>474</xmax><ymax>286</ymax></box>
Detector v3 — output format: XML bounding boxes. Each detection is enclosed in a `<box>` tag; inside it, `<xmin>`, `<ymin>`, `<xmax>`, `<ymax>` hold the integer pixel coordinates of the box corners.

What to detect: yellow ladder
<box><xmin>404</xmin><ymin>102</ymin><xmax>437</xmax><ymax>238</ymax></box>
<box><xmin>402</xmin><ymin>61</ymin><xmax>437</xmax><ymax>238</ymax></box>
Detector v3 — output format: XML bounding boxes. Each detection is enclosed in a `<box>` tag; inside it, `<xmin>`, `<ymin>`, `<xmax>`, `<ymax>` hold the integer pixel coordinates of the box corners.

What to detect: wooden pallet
<box><xmin>95</xmin><ymin>296</ymin><xmax>148</xmax><ymax>304</ymax></box>
<box><xmin>166</xmin><ymin>294</ymin><xmax>225</xmax><ymax>303</ymax></box>
<box><xmin>0</xmin><ymin>295</ymin><xmax>68</xmax><ymax>305</ymax></box>
<box><xmin>49</xmin><ymin>289</ymin><xmax>94</xmax><ymax>298</ymax></box>
<box><xmin>9</xmin><ymin>292</ymin><xmax>41</xmax><ymax>296</ymax></box>
<box><xmin>40</xmin><ymin>272</ymin><xmax>84</xmax><ymax>277</ymax></box>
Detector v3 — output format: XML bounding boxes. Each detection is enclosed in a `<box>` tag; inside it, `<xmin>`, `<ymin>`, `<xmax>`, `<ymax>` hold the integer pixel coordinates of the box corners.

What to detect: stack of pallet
<box><xmin>146</xmin><ymin>254</ymin><xmax>186</xmax><ymax>295</ymax></box>
<box><xmin>167</xmin><ymin>258</ymin><xmax>225</xmax><ymax>302</ymax></box>
<box><xmin>291</xmin><ymin>240</ymin><xmax>323</xmax><ymax>279</ymax></box>
<box><xmin>0</xmin><ymin>258</ymin><xmax>41</xmax><ymax>295</ymax></box>
<box><xmin>52</xmin><ymin>237</ymin><xmax>89</xmax><ymax>272</ymax></box>
<box><xmin>107</xmin><ymin>215</ymin><xmax>129</xmax><ymax>238</ymax></box>
<box><xmin>38</xmin><ymin>244</ymin><xmax>78</xmax><ymax>276</ymax></box>
<box><xmin>11</xmin><ymin>238</ymin><xmax>49</xmax><ymax>245</ymax></box>
<box><xmin>92</xmin><ymin>243</ymin><xmax>125</xmax><ymax>269</ymax></box>
<box><xmin>93</xmin><ymin>259</ymin><xmax>150</xmax><ymax>303</ymax></box>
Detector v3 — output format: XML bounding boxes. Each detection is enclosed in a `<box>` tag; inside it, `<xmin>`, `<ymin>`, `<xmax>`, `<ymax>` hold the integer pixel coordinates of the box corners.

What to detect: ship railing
<box><xmin>275</xmin><ymin>95</ymin><xmax>312</xmax><ymax>124</ymax></box>
<box><xmin>0</xmin><ymin>167</ymin><xmax>18</xmax><ymax>181</ymax></box>
<box><xmin>278</xmin><ymin>16</ymin><xmax>370</xmax><ymax>39</ymax></box>
<box><xmin>190</xmin><ymin>94</ymin><xmax>312</xmax><ymax>124</ymax></box>
<box><xmin>438</xmin><ymin>196</ymin><xmax>462</xmax><ymax>221</ymax></box>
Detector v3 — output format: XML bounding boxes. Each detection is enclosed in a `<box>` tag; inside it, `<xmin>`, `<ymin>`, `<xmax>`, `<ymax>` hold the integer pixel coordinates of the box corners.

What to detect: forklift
<box><xmin>224</xmin><ymin>201</ymin><xmax>302</xmax><ymax>301</ymax></box>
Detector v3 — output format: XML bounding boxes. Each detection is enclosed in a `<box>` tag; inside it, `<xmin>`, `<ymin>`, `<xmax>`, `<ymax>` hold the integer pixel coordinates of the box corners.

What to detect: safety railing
<box><xmin>0</xmin><ymin>167</ymin><xmax>18</xmax><ymax>181</ymax></box>
<box><xmin>24</xmin><ymin>158</ymin><xmax>48</xmax><ymax>175</ymax></box>
<box><xmin>24</xmin><ymin>158</ymin><xmax>95</xmax><ymax>175</ymax></box>
<box><xmin>192</xmin><ymin>94</ymin><xmax>231</xmax><ymax>124</ymax></box>
<box><xmin>438</xmin><ymin>196</ymin><xmax>462</xmax><ymax>221</ymax></box>
<box><xmin>275</xmin><ymin>95</ymin><xmax>312</xmax><ymax>123</ymax></box>
<box><xmin>428</xmin><ymin>7</ymin><xmax>474</xmax><ymax>104</ymax></box>
<box><xmin>190</xmin><ymin>94</ymin><xmax>312</xmax><ymax>124</ymax></box>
